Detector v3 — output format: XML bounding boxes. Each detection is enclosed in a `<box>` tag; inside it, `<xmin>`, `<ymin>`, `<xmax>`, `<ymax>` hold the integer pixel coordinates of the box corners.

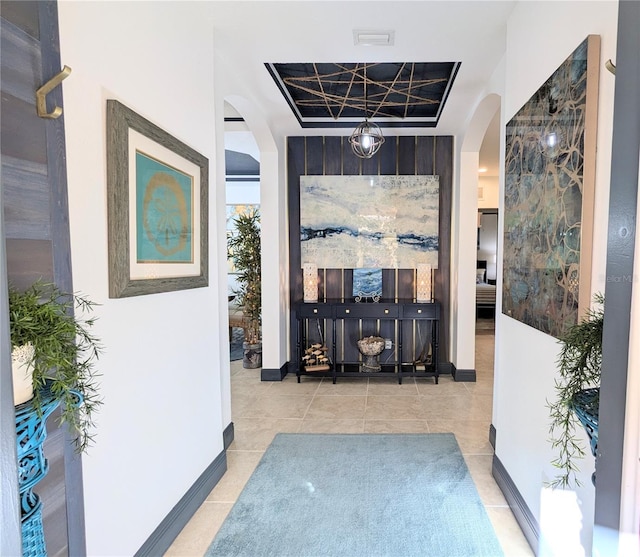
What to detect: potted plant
<box><xmin>9</xmin><ymin>281</ymin><xmax>103</xmax><ymax>452</ymax></box>
<box><xmin>548</xmin><ymin>293</ymin><xmax>603</xmax><ymax>488</ymax></box>
<box><xmin>227</xmin><ymin>208</ymin><xmax>262</xmax><ymax>368</ymax></box>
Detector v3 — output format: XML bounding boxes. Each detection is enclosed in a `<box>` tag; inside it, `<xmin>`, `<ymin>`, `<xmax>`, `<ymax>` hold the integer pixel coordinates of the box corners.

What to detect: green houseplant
<box><xmin>227</xmin><ymin>208</ymin><xmax>262</xmax><ymax>367</ymax></box>
<box><xmin>548</xmin><ymin>293</ymin><xmax>603</xmax><ymax>488</ymax></box>
<box><xmin>9</xmin><ymin>281</ymin><xmax>103</xmax><ymax>452</ymax></box>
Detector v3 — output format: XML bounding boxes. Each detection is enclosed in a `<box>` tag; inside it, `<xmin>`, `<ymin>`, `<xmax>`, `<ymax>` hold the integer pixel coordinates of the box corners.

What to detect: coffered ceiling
<box><xmin>265</xmin><ymin>62</ymin><xmax>460</xmax><ymax>128</ymax></box>
<box><xmin>218</xmin><ymin>1</ymin><xmax>513</xmax><ymax>175</ymax></box>
<box><xmin>214</xmin><ymin>1</ymin><xmax>515</xmax><ymax>139</ymax></box>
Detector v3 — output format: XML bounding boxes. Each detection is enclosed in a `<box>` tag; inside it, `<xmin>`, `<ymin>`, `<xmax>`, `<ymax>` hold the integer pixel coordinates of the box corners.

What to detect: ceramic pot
<box><xmin>243</xmin><ymin>341</ymin><xmax>262</xmax><ymax>369</ymax></box>
<box><xmin>12</xmin><ymin>343</ymin><xmax>35</xmax><ymax>405</ymax></box>
<box><xmin>357</xmin><ymin>336</ymin><xmax>385</xmax><ymax>372</ymax></box>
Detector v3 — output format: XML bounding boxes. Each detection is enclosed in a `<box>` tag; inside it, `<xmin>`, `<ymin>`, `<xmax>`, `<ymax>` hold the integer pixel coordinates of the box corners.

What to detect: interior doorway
<box><xmin>475</xmin><ymin>109</ymin><xmax>500</xmax><ymax>337</ymax></box>
<box><xmin>476</xmin><ymin>209</ymin><xmax>498</xmax><ymax>332</ymax></box>
<box><xmin>223</xmin><ymin>102</ymin><xmax>260</xmax><ymax>363</ymax></box>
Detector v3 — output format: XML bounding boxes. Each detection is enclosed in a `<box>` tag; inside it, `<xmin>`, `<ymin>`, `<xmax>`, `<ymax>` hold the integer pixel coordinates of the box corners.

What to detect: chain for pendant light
<box><xmin>349</xmin><ymin>63</ymin><xmax>385</xmax><ymax>159</ymax></box>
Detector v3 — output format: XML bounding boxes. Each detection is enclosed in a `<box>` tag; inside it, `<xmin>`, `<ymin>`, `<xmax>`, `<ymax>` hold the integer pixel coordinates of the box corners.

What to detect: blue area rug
<box><xmin>206</xmin><ymin>433</ymin><xmax>504</xmax><ymax>557</ymax></box>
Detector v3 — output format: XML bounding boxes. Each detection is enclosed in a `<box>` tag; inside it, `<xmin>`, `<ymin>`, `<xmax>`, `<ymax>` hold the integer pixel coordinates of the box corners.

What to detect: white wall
<box><xmin>58</xmin><ymin>2</ymin><xmax>225</xmax><ymax>555</ymax></box>
<box><xmin>478</xmin><ymin>176</ymin><xmax>499</xmax><ymax>209</ymax></box>
<box><xmin>495</xmin><ymin>1</ymin><xmax>618</xmax><ymax>552</ymax></box>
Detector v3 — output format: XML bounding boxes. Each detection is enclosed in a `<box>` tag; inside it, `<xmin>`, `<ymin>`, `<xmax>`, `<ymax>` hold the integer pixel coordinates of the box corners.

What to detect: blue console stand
<box><xmin>15</xmin><ymin>383</ymin><xmax>81</xmax><ymax>556</ymax></box>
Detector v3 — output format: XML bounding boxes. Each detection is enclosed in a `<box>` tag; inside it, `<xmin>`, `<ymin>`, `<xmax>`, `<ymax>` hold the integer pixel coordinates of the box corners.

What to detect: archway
<box><xmin>452</xmin><ymin>93</ymin><xmax>501</xmax><ymax>377</ymax></box>
<box><xmin>223</xmin><ymin>95</ymin><xmax>288</xmax><ymax>380</ymax></box>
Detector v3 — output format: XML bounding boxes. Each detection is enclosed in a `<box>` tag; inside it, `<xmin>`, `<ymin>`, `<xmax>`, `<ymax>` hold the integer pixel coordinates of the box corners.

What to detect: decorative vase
<box><xmin>12</xmin><ymin>344</ymin><xmax>35</xmax><ymax>406</ymax></box>
<box><xmin>357</xmin><ymin>336</ymin><xmax>385</xmax><ymax>372</ymax></box>
<box><xmin>570</xmin><ymin>387</ymin><xmax>599</xmax><ymax>485</ymax></box>
<box><xmin>242</xmin><ymin>341</ymin><xmax>262</xmax><ymax>369</ymax></box>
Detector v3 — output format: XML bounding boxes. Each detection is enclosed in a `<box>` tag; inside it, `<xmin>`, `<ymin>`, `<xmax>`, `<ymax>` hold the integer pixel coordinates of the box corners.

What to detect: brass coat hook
<box><xmin>36</xmin><ymin>65</ymin><xmax>72</xmax><ymax>119</ymax></box>
<box><xmin>605</xmin><ymin>59</ymin><xmax>616</xmax><ymax>75</ymax></box>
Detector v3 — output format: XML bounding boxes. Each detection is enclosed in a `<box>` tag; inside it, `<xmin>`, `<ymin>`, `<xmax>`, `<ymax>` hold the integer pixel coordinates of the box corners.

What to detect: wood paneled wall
<box><xmin>287</xmin><ymin>135</ymin><xmax>453</xmax><ymax>365</ymax></box>
<box><xmin>1</xmin><ymin>1</ymin><xmax>80</xmax><ymax>554</ymax></box>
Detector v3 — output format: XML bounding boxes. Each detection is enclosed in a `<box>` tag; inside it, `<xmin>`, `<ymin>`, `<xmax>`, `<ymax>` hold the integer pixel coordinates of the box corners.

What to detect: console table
<box><xmin>294</xmin><ymin>300</ymin><xmax>439</xmax><ymax>384</ymax></box>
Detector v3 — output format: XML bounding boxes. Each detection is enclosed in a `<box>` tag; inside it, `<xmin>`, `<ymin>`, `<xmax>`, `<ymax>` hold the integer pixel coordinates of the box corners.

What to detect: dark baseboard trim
<box><xmin>272</xmin><ymin>361</ymin><xmax>456</xmax><ymax>381</ymax></box>
<box><xmin>438</xmin><ymin>361</ymin><xmax>454</xmax><ymax>375</ymax></box>
<box><xmin>452</xmin><ymin>365</ymin><xmax>476</xmax><ymax>382</ymax></box>
<box><xmin>135</xmin><ymin>450</ymin><xmax>227</xmax><ymax>557</ymax></box>
<box><xmin>489</xmin><ymin>424</ymin><xmax>496</xmax><ymax>450</ymax></box>
<box><xmin>492</xmin><ymin>454</ymin><xmax>539</xmax><ymax>555</ymax></box>
<box><xmin>261</xmin><ymin>363</ymin><xmax>288</xmax><ymax>381</ymax></box>
<box><xmin>223</xmin><ymin>422</ymin><xmax>234</xmax><ymax>450</ymax></box>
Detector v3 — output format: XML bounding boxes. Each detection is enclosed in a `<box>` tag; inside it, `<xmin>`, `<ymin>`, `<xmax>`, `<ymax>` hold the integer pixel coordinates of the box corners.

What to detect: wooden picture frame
<box><xmin>106</xmin><ymin>100</ymin><xmax>208</xmax><ymax>297</ymax></box>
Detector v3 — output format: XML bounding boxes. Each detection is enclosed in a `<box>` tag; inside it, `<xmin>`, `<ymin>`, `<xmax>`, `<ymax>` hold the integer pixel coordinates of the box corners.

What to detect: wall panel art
<box><xmin>300</xmin><ymin>175</ymin><xmax>439</xmax><ymax>269</ymax></box>
<box><xmin>502</xmin><ymin>35</ymin><xmax>600</xmax><ymax>337</ymax></box>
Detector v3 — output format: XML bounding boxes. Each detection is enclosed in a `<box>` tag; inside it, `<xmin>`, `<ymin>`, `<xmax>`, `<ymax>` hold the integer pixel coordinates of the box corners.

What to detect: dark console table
<box><xmin>294</xmin><ymin>300</ymin><xmax>439</xmax><ymax>384</ymax></box>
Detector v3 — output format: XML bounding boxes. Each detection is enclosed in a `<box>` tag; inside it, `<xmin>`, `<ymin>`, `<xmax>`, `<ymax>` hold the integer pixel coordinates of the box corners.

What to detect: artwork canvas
<box><xmin>300</xmin><ymin>175</ymin><xmax>439</xmax><ymax>269</ymax></box>
<box><xmin>353</xmin><ymin>268</ymin><xmax>382</xmax><ymax>302</ymax></box>
<box><xmin>136</xmin><ymin>152</ymin><xmax>193</xmax><ymax>263</ymax></box>
<box><xmin>502</xmin><ymin>36</ymin><xmax>599</xmax><ymax>337</ymax></box>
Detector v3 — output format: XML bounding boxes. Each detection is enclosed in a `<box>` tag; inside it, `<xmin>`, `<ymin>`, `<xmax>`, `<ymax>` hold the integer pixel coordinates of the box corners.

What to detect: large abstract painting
<box><xmin>502</xmin><ymin>36</ymin><xmax>600</xmax><ymax>337</ymax></box>
<box><xmin>300</xmin><ymin>175</ymin><xmax>439</xmax><ymax>268</ymax></box>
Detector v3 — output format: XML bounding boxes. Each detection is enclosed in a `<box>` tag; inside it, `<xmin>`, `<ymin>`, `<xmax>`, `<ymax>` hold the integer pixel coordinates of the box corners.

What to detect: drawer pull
<box><xmin>345</xmin><ymin>309</ymin><xmax>350</xmax><ymax>314</ymax></box>
<box><xmin>313</xmin><ymin>308</ymin><xmax>318</xmax><ymax>314</ymax></box>
<box><xmin>417</xmin><ymin>309</ymin><xmax>422</xmax><ymax>314</ymax></box>
<box><xmin>384</xmin><ymin>309</ymin><xmax>389</xmax><ymax>314</ymax></box>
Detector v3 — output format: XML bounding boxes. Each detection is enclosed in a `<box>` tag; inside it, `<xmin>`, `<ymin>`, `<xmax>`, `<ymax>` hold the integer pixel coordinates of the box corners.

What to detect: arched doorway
<box><xmin>223</xmin><ymin>95</ymin><xmax>288</xmax><ymax>379</ymax></box>
<box><xmin>453</xmin><ymin>93</ymin><xmax>501</xmax><ymax>379</ymax></box>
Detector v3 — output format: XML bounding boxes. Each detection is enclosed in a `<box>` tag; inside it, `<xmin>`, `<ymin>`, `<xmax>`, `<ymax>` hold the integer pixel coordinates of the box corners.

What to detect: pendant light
<box><xmin>349</xmin><ymin>65</ymin><xmax>385</xmax><ymax>159</ymax></box>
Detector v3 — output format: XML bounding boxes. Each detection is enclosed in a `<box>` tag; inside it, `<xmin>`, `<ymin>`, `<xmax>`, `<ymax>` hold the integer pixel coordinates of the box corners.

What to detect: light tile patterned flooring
<box><xmin>166</xmin><ymin>333</ymin><xmax>534</xmax><ymax>556</ymax></box>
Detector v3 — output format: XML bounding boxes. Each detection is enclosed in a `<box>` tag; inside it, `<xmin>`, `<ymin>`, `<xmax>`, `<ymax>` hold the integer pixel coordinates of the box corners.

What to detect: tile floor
<box><xmin>166</xmin><ymin>332</ymin><xmax>534</xmax><ymax>556</ymax></box>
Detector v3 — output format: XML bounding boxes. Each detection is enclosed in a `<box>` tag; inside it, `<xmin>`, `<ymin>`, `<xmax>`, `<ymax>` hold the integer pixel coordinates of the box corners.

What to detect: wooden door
<box><xmin>1</xmin><ymin>1</ymin><xmax>84</xmax><ymax>555</ymax></box>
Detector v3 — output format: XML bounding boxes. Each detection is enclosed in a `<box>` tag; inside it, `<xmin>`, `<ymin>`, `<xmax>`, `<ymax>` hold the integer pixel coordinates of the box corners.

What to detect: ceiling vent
<box><xmin>353</xmin><ymin>29</ymin><xmax>395</xmax><ymax>46</ymax></box>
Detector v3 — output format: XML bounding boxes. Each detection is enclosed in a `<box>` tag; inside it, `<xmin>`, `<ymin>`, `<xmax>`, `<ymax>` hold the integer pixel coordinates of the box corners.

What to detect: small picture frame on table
<box><xmin>353</xmin><ymin>268</ymin><xmax>382</xmax><ymax>303</ymax></box>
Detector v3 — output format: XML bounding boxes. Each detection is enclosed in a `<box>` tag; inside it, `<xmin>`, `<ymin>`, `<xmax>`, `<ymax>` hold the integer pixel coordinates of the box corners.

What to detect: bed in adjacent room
<box><xmin>476</xmin><ymin>260</ymin><xmax>496</xmax><ymax>316</ymax></box>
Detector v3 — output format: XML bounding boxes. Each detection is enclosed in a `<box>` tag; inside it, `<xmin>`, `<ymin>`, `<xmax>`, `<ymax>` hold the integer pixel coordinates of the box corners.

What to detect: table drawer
<box><xmin>335</xmin><ymin>303</ymin><xmax>399</xmax><ymax>319</ymax></box>
<box><xmin>402</xmin><ymin>303</ymin><xmax>439</xmax><ymax>319</ymax></box>
<box><xmin>296</xmin><ymin>304</ymin><xmax>333</xmax><ymax>318</ymax></box>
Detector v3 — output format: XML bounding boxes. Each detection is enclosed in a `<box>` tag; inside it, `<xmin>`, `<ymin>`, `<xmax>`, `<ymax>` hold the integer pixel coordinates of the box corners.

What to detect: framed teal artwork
<box><xmin>106</xmin><ymin>100</ymin><xmax>209</xmax><ymax>297</ymax></box>
<box><xmin>135</xmin><ymin>152</ymin><xmax>193</xmax><ymax>263</ymax></box>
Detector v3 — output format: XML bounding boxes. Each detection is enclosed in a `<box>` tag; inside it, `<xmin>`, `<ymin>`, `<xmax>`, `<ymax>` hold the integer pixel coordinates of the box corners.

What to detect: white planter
<box><xmin>12</xmin><ymin>343</ymin><xmax>34</xmax><ymax>405</ymax></box>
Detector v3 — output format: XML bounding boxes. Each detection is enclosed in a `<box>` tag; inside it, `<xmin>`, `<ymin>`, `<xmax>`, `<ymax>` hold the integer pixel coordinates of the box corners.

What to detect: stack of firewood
<box><xmin>302</xmin><ymin>343</ymin><xmax>330</xmax><ymax>371</ymax></box>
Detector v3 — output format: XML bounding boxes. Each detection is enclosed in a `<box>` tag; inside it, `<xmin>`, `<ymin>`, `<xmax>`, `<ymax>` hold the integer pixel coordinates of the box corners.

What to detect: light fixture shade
<box><xmin>349</xmin><ymin>119</ymin><xmax>385</xmax><ymax>159</ymax></box>
<box><xmin>303</xmin><ymin>263</ymin><xmax>318</xmax><ymax>302</ymax></box>
<box><xmin>416</xmin><ymin>263</ymin><xmax>432</xmax><ymax>303</ymax></box>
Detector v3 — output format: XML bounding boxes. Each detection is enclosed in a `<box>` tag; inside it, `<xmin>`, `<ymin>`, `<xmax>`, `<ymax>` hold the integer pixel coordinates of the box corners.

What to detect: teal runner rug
<box><xmin>205</xmin><ymin>433</ymin><xmax>504</xmax><ymax>557</ymax></box>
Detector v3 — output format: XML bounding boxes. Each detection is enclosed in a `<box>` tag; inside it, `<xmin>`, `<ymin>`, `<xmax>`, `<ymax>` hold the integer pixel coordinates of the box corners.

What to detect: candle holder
<box><xmin>416</xmin><ymin>263</ymin><xmax>432</xmax><ymax>302</ymax></box>
<box><xmin>303</xmin><ymin>263</ymin><xmax>318</xmax><ymax>302</ymax></box>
